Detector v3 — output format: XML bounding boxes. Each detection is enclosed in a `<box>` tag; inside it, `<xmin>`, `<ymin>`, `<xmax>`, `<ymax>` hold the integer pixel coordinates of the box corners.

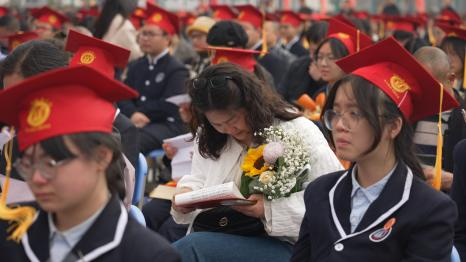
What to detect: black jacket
<box><xmin>113</xmin><ymin>112</ymin><xmax>139</xmax><ymax>168</ymax></box>
<box><xmin>254</xmin><ymin>44</ymin><xmax>288</xmax><ymax>88</ymax></box>
<box><xmin>288</xmin><ymin>41</ymin><xmax>309</xmax><ymax>58</ymax></box>
<box><xmin>118</xmin><ymin>53</ymin><xmax>188</xmax><ymax>124</ymax></box>
<box><xmin>0</xmin><ymin>196</ymin><xmax>181</xmax><ymax>261</ymax></box>
<box><xmin>291</xmin><ymin>163</ymin><xmax>457</xmax><ymax>262</ymax></box>
<box><xmin>452</xmin><ymin>139</ymin><xmax>466</xmax><ymax>261</ymax></box>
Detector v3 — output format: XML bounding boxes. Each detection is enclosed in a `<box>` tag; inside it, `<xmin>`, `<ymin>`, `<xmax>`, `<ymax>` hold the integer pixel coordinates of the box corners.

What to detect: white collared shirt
<box><xmin>349</xmin><ymin>164</ymin><xmax>397</xmax><ymax>233</ymax></box>
<box><xmin>284</xmin><ymin>36</ymin><xmax>300</xmax><ymax>50</ymax></box>
<box><xmin>147</xmin><ymin>48</ymin><xmax>169</xmax><ymax>65</ymax></box>
<box><xmin>48</xmin><ymin>203</ymin><xmax>107</xmax><ymax>262</ymax></box>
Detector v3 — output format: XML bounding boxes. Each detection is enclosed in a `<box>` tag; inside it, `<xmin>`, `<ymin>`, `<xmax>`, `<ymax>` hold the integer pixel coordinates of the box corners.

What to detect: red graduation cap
<box><xmin>31</xmin><ymin>7</ymin><xmax>69</xmax><ymax>29</ymax></box>
<box><xmin>300</xmin><ymin>13</ymin><xmax>330</xmax><ymax>21</ymax></box>
<box><xmin>336</xmin><ymin>37</ymin><xmax>459</xmax><ymax>123</ymax></box>
<box><xmin>130</xmin><ymin>7</ymin><xmax>146</xmax><ymax>30</ymax></box>
<box><xmin>279</xmin><ymin>10</ymin><xmax>303</xmax><ymax>27</ymax></box>
<box><xmin>208</xmin><ymin>46</ymin><xmax>260</xmax><ymax>72</ymax></box>
<box><xmin>353</xmin><ymin>11</ymin><xmax>370</xmax><ymax>20</ymax></box>
<box><xmin>236</xmin><ymin>5</ymin><xmax>263</xmax><ymax>29</ymax></box>
<box><xmin>0</xmin><ymin>6</ymin><xmax>8</xmax><ymax>17</ymax></box>
<box><xmin>145</xmin><ymin>4</ymin><xmax>179</xmax><ymax>35</ymax></box>
<box><xmin>179</xmin><ymin>11</ymin><xmax>196</xmax><ymax>27</ymax></box>
<box><xmin>0</xmin><ymin>65</ymin><xmax>138</xmax><ymax>151</ymax></box>
<box><xmin>210</xmin><ymin>4</ymin><xmax>237</xmax><ymax>20</ymax></box>
<box><xmin>436</xmin><ymin>23</ymin><xmax>466</xmax><ymax>41</ymax></box>
<box><xmin>436</xmin><ymin>8</ymin><xmax>462</xmax><ymax>26</ymax></box>
<box><xmin>7</xmin><ymin>31</ymin><xmax>39</xmax><ymax>51</ymax></box>
<box><xmin>383</xmin><ymin>16</ymin><xmax>421</xmax><ymax>33</ymax></box>
<box><xmin>65</xmin><ymin>30</ymin><xmax>130</xmax><ymax>78</ymax></box>
<box><xmin>327</xmin><ymin>18</ymin><xmax>372</xmax><ymax>54</ymax></box>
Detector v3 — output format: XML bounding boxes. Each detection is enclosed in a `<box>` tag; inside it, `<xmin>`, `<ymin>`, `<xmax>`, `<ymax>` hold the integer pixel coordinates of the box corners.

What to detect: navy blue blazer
<box><xmin>118</xmin><ymin>53</ymin><xmax>188</xmax><ymax>124</ymax></box>
<box><xmin>291</xmin><ymin>163</ymin><xmax>457</xmax><ymax>262</ymax></box>
<box><xmin>0</xmin><ymin>196</ymin><xmax>181</xmax><ymax>261</ymax></box>
<box><xmin>452</xmin><ymin>139</ymin><xmax>466</xmax><ymax>261</ymax></box>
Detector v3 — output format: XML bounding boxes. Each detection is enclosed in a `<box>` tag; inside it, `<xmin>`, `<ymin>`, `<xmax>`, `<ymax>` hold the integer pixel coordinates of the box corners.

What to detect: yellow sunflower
<box><xmin>241</xmin><ymin>145</ymin><xmax>269</xmax><ymax>177</ymax></box>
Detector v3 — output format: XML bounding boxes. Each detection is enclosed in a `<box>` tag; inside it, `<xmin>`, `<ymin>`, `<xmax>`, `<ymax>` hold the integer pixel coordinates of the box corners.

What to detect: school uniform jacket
<box><xmin>118</xmin><ymin>53</ymin><xmax>188</xmax><ymax>125</ymax></box>
<box><xmin>291</xmin><ymin>163</ymin><xmax>457</xmax><ymax>262</ymax></box>
<box><xmin>254</xmin><ymin>43</ymin><xmax>288</xmax><ymax>88</ymax></box>
<box><xmin>0</xmin><ymin>196</ymin><xmax>181</xmax><ymax>262</ymax></box>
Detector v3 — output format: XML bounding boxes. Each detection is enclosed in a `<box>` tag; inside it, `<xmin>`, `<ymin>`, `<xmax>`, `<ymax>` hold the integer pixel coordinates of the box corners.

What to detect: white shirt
<box><xmin>147</xmin><ymin>48</ymin><xmax>169</xmax><ymax>65</ymax></box>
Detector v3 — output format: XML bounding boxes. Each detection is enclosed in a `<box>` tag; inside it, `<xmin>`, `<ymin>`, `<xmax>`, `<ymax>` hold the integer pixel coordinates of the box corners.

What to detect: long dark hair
<box><xmin>321</xmin><ymin>75</ymin><xmax>424</xmax><ymax>179</ymax></box>
<box><xmin>39</xmin><ymin>132</ymin><xmax>126</xmax><ymax>200</ymax></box>
<box><xmin>189</xmin><ymin>63</ymin><xmax>300</xmax><ymax>159</ymax></box>
<box><xmin>440</xmin><ymin>36</ymin><xmax>465</xmax><ymax>78</ymax></box>
<box><xmin>93</xmin><ymin>0</ymin><xmax>135</xmax><ymax>39</ymax></box>
<box><xmin>0</xmin><ymin>40</ymin><xmax>67</xmax><ymax>82</ymax></box>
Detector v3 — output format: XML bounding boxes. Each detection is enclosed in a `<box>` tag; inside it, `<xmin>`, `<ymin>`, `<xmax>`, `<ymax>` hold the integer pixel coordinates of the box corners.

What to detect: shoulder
<box><xmin>304</xmin><ymin>171</ymin><xmax>346</xmax><ymax>199</ymax></box>
<box><xmin>127</xmin><ymin>57</ymin><xmax>147</xmax><ymax>70</ymax></box>
<box><xmin>409</xmin><ymin>176</ymin><xmax>456</xmax><ymax>216</ymax></box>
<box><xmin>121</xmin><ymin>219</ymin><xmax>180</xmax><ymax>261</ymax></box>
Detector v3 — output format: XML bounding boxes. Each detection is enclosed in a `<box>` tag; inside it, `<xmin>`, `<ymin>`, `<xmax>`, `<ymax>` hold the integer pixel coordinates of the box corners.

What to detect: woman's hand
<box><xmin>162</xmin><ymin>143</ymin><xmax>178</xmax><ymax>160</ymax></box>
<box><xmin>172</xmin><ymin>187</ymin><xmax>196</xmax><ymax>214</ymax></box>
<box><xmin>232</xmin><ymin>194</ymin><xmax>265</xmax><ymax>219</ymax></box>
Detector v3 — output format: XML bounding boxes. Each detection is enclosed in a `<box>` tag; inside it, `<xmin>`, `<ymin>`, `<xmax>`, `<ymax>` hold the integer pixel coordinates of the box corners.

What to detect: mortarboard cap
<box><xmin>236</xmin><ymin>5</ymin><xmax>263</xmax><ymax>29</ymax></box>
<box><xmin>279</xmin><ymin>11</ymin><xmax>303</xmax><ymax>27</ymax></box>
<box><xmin>31</xmin><ymin>7</ymin><xmax>68</xmax><ymax>29</ymax></box>
<box><xmin>436</xmin><ymin>8</ymin><xmax>462</xmax><ymax>26</ymax></box>
<box><xmin>130</xmin><ymin>7</ymin><xmax>146</xmax><ymax>30</ymax></box>
<box><xmin>0</xmin><ymin>65</ymin><xmax>138</xmax><ymax>151</ymax></box>
<box><xmin>327</xmin><ymin>18</ymin><xmax>372</xmax><ymax>54</ymax></box>
<box><xmin>335</xmin><ymin>37</ymin><xmax>459</xmax><ymax>123</ymax></box>
<box><xmin>145</xmin><ymin>4</ymin><xmax>179</xmax><ymax>35</ymax></box>
<box><xmin>0</xmin><ymin>7</ymin><xmax>8</xmax><ymax>16</ymax></box>
<box><xmin>436</xmin><ymin>23</ymin><xmax>466</xmax><ymax>41</ymax></box>
<box><xmin>65</xmin><ymin>30</ymin><xmax>130</xmax><ymax>78</ymax></box>
<box><xmin>210</xmin><ymin>5</ymin><xmax>237</xmax><ymax>20</ymax></box>
<box><xmin>383</xmin><ymin>15</ymin><xmax>421</xmax><ymax>33</ymax></box>
<box><xmin>187</xmin><ymin>16</ymin><xmax>215</xmax><ymax>35</ymax></box>
<box><xmin>208</xmin><ymin>46</ymin><xmax>259</xmax><ymax>72</ymax></box>
<box><xmin>7</xmin><ymin>31</ymin><xmax>39</xmax><ymax>51</ymax></box>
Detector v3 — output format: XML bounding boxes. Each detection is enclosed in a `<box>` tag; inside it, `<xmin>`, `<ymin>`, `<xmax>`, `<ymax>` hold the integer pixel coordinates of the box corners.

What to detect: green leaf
<box><xmin>240</xmin><ymin>174</ymin><xmax>253</xmax><ymax>198</ymax></box>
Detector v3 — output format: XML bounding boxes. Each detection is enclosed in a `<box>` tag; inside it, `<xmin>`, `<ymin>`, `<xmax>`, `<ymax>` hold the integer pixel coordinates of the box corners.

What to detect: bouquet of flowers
<box><xmin>240</xmin><ymin>126</ymin><xmax>311</xmax><ymax>200</ymax></box>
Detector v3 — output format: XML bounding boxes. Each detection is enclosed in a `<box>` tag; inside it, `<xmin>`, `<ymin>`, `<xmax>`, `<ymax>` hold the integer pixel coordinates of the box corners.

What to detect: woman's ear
<box><xmin>95</xmin><ymin>146</ymin><xmax>113</xmax><ymax>171</ymax></box>
<box><xmin>388</xmin><ymin>117</ymin><xmax>403</xmax><ymax>139</ymax></box>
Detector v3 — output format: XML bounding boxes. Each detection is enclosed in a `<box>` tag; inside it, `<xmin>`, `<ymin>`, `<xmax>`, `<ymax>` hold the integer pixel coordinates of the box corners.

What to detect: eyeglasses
<box><xmin>323</xmin><ymin>109</ymin><xmax>364</xmax><ymax>131</ymax></box>
<box><xmin>13</xmin><ymin>157</ymin><xmax>75</xmax><ymax>181</ymax></box>
<box><xmin>316</xmin><ymin>54</ymin><xmax>337</xmax><ymax>64</ymax></box>
<box><xmin>139</xmin><ymin>31</ymin><xmax>165</xmax><ymax>38</ymax></box>
<box><xmin>192</xmin><ymin>76</ymin><xmax>233</xmax><ymax>90</ymax></box>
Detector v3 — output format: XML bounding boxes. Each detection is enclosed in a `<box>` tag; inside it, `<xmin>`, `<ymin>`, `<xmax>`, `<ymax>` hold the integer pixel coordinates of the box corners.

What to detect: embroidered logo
<box><xmin>48</xmin><ymin>15</ymin><xmax>57</xmax><ymax>25</ymax></box>
<box><xmin>216</xmin><ymin>56</ymin><xmax>229</xmax><ymax>64</ymax></box>
<box><xmin>385</xmin><ymin>75</ymin><xmax>410</xmax><ymax>98</ymax></box>
<box><xmin>238</xmin><ymin>11</ymin><xmax>245</xmax><ymax>19</ymax></box>
<box><xmin>369</xmin><ymin>218</ymin><xmax>396</xmax><ymax>242</ymax></box>
<box><xmin>135</xmin><ymin>9</ymin><xmax>144</xmax><ymax>17</ymax></box>
<box><xmin>155</xmin><ymin>72</ymin><xmax>165</xmax><ymax>83</ymax></box>
<box><xmin>152</xmin><ymin>13</ymin><xmax>162</xmax><ymax>23</ymax></box>
<box><xmin>26</xmin><ymin>98</ymin><xmax>52</xmax><ymax>132</ymax></box>
<box><xmin>337</xmin><ymin>33</ymin><xmax>350</xmax><ymax>39</ymax></box>
<box><xmin>79</xmin><ymin>51</ymin><xmax>96</xmax><ymax>65</ymax></box>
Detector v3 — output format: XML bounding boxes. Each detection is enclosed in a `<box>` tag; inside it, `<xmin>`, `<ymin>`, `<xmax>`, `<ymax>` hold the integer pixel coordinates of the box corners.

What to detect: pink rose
<box><xmin>263</xmin><ymin>142</ymin><xmax>284</xmax><ymax>164</ymax></box>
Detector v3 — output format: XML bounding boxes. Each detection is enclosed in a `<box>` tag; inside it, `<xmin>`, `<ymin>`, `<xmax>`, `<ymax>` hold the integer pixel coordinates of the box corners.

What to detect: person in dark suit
<box><xmin>291</xmin><ymin>38</ymin><xmax>458</xmax><ymax>262</ymax></box>
<box><xmin>279</xmin><ymin>10</ymin><xmax>309</xmax><ymax>58</ymax></box>
<box><xmin>118</xmin><ymin>5</ymin><xmax>188</xmax><ymax>154</ymax></box>
<box><xmin>452</xmin><ymin>139</ymin><xmax>466</xmax><ymax>261</ymax></box>
<box><xmin>235</xmin><ymin>4</ymin><xmax>289</xmax><ymax>88</ymax></box>
<box><xmin>0</xmin><ymin>66</ymin><xmax>180</xmax><ymax>262</ymax></box>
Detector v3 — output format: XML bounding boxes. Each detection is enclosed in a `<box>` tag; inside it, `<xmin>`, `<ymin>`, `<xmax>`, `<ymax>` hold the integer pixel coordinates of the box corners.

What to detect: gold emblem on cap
<box><xmin>80</xmin><ymin>51</ymin><xmax>96</xmax><ymax>65</ymax></box>
<box><xmin>135</xmin><ymin>9</ymin><xmax>144</xmax><ymax>16</ymax></box>
<box><xmin>238</xmin><ymin>11</ymin><xmax>245</xmax><ymax>19</ymax></box>
<box><xmin>48</xmin><ymin>15</ymin><xmax>57</xmax><ymax>24</ymax></box>
<box><xmin>388</xmin><ymin>75</ymin><xmax>410</xmax><ymax>95</ymax></box>
<box><xmin>27</xmin><ymin>98</ymin><xmax>52</xmax><ymax>130</ymax></box>
<box><xmin>337</xmin><ymin>33</ymin><xmax>350</xmax><ymax>39</ymax></box>
<box><xmin>216</xmin><ymin>56</ymin><xmax>229</xmax><ymax>64</ymax></box>
<box><xmin>152</xmin><ymin>13</ymin><xmax>162</xmax><ymax>23</ymax></box>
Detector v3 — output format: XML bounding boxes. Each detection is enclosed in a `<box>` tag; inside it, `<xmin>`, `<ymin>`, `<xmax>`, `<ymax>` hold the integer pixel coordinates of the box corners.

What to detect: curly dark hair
<box><xmin>189</xmin><ymin>63</ymin><xmax>300</xmax><ymax>159</ymax></box>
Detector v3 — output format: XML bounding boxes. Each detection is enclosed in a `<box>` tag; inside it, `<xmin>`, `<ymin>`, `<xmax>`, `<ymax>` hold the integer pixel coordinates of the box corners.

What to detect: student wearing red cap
<box><xmin>0</xmin><ymin>14</ymin><xmax>20</xmax><ymax>54</ymax></box>
<box><xmin>279</xmin><ymin>10</ymin><xmax>309</xmax><ymax>58</ymax></box>
<box><xmin>93</xmin><ymin>0</ymin><xmax>142</xmax><ymax>62</ymax></box>
<box><xmin>0</xmin><ymin>66</ymin><xmax>180</xmax><ymax>261</ymax></box>
<box><xmin>30</xmin><ymin>7</ymin><xmax>68</xmax><ymax>39</ymax></box>
<box><xmin>291</xmin><ymin>37</ymin><xmax>458</xmax><ymax>261</ymax></box>
<box><xmin>312</xmin><ymin>18</ymin><xmax>372</xmax><ymax>101</ymax></box>
<box><xmin>118</xmin><ymin>5</ymin><xmax>189</xmax><ymax>155</ymax></box>
<box><xmin>210</xmin><ymin>4</ymin><xmax>237</xmax><ymax>21</ymax></box>
<box><xmin>235</xmin><ymin>4</ymin><xmax>288</xmax><ymax>88</ymax></box>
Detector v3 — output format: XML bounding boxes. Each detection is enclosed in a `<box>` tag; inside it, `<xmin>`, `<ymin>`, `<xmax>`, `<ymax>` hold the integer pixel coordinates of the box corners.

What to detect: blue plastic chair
<box><xmin>452</xmin><ymin>246</ymin><xmax>461</xmax><ymax>262</ymax></box>
<box><xmin>149</xmin><ymin>149</ymin><xmax>165</xmax><ymax>159</ymax></box>
<box><xmin>129</xmin><ymin>204</ymin><xmax>146</xmax><ymax>227</ymax></box>
<box><xmin>133</xmin><ymin>153</ymin><xmax>148</xmax><ymax>205</ymax></box>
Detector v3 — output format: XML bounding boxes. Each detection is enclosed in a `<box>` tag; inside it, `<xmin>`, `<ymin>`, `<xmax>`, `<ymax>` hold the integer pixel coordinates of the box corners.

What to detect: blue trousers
<box><xmin>172</xmin><ymin>232</ymin><xmax>293</xmax><ymax>262</ymax></box>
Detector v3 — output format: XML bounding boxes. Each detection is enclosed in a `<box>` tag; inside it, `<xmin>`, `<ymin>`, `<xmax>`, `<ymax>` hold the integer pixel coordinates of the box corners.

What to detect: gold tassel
<box><xmin>378</xmin><ymin>21</ymin><xmax>385</xmax><ymax>40</ymax></box>
<box><xmin>356</xmin><ymin>30</ymin><xmax>360</xmax><ymax>52</ymax></box>
<box><xmin>260</xmin><ymin>11</ymin><xmax>267</xmax><ymax>58</ymax></box>
<box><xmin>463</xmin><ymin>48</ymin><xmax>466</xmax><ymax>90</ymax></box>
<box><xmin>427</xmin><ymin>24</ymin><xmax>436</xmax><ymax>46</ymax></box>
<box><xmin>432</xmin><ymin>84</ymin><xmax>444</xmax><ymax>190</ymax></box>
<box><xmin>0</xmin><ymin>127</ymin><xmax>36</xmax><ymax>242</ymax></box>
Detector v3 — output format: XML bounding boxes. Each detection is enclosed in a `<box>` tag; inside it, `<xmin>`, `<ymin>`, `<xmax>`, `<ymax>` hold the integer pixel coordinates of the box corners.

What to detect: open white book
<box><xmin>163</xmin><ymin>133</ymin><xmax>194</xmax><ymax>181</ymax></box>
<box><xmin>174</xmin><ymin>182</ymin><xmax>256</xmax><ymax>209</ymax></box>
